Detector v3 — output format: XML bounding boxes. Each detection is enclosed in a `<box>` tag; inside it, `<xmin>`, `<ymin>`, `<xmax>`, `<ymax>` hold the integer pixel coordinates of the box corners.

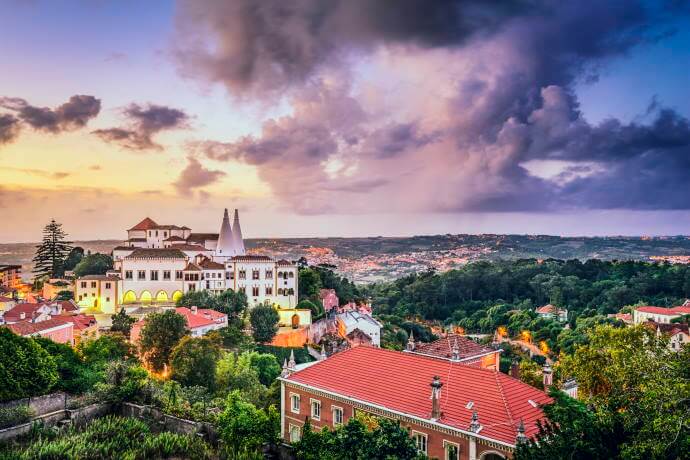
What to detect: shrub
<box><xmin>0</xmin><ymin>329</ymin><xmax>58</xmax><ymax>402</ymax></box>
<box><xmin>0</xmin><ymin>405</ymin><xmax>34</xmax><ymax>429</ymax></box>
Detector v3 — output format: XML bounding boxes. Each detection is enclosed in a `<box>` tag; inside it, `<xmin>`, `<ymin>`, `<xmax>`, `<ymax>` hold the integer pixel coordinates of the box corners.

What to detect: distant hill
<box><xmin>2</xmin><ymin>234</ymin><xmax>689</xmax><ymax>282</ymax></box>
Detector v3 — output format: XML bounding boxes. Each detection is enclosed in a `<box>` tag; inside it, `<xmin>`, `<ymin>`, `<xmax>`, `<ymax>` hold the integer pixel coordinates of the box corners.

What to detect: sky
<box><xmin>1</xmin><ymin>0</ymin><xmax>690</xmax><ymax>242</ymax></box>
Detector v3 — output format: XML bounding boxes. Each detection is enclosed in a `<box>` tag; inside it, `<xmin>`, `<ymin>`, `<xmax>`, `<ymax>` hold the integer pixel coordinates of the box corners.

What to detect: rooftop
<box><xmin>3</xmin><ymin>317</ymin><xmax>73</xmax><ymax>336</ymax></box>
<box><xmin>125</xmin><ymin>248</ymin><xmax>186</xmax><ymax>259</ymax></box>
<box><xmin>128</xmin><ymin>217</ymin><xmax>158</xmax><ymax>231</ymax></box>
<box><xmin>636</xmin><ymin>305</ymin><xmax>690</xmax><ymax>315</ymax></box>
<box><xmin>175</xmin><ymin>307</ymin><xmax>226</xmax><ymax>329</ymax></box>
<box><xmin>411</xmin><ymin>334</ymin><xmax>497</xmax><ymax>362</ymax></box>
<box><xmin>284</xmin><ymin>346</ymin><xmax>550</xmax><ymax>447</ymax></box>
<box><xmin>535</xmin><ymin>304</ymin><xmax>564</xmax><ymax>314</ymax></box>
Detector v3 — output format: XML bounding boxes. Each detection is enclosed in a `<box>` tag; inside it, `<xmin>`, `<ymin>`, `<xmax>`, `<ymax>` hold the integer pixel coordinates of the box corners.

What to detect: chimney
<box><xmin>191</xmin><ymin>306</ymin><xmax>198</xmax><ymax>314</ymax></box>
<box><xmin>319</xmin><ymin>347</ymin><xmax>328</xmax><ymax>361</ymax></box>
<box><xmin>469</xmin><ymin>411</ymin><xmax>481</xmax><ymax>433</ymax></box>
<box><xmin>406</xmin><ymin>330</ymin><xmax>415</xmax><ymax>351</ymax></box>
<box><xmin>510</xmin><ymin>358</ymin><xmax>520</xmax><ymax>379</ymax></box>
<box><xmin>516</xmin><ymin>419</ymin><xmax>527</xmax><ymax>444</ymax></box>
<box><xmin>280</xmin><ymin>358</ymin><xmax>290</xmax><ymax>378</ymax></box>
<box><xmin>20</xmin><ymin>312</ymin><xmax>26</xmax><ymax>320</ymax></box>
<box><xmin>451</xmin><ymin>338</ymin><xmax>460</xmax><ymax>361</ymax></box>
<box><xmin>430</xmin><ymin>376</ymin><xmax>443</xmax><ymax>420</ymax></box>
<box><xmin>542</xmin><ymin>363</ymin><xmax>553</xmax><ymax>389</ymax></box>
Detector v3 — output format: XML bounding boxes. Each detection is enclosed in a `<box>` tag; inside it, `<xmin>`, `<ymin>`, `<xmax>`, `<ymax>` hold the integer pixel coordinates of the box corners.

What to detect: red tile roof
<box><xmin>199</xmin><ymin>259</ymin><xmax>225</xmax><ymax>270</ymax></box>
<box><xmin>171</xmin><ymin>244</ymin><xmax>209</xmax><ymax>252</ymax></box>
<box><xmin>285</xmin><ymin>346</ymin><xmax>550</xmax><ymax>446</ymax></box>
<box><xmin>233</xmin><ymin>255</ymin><xmax>273</xmax><ymax>262</ymax></box>
<box><xmin>636</xmin><ymin>306</ymin><xmax>690</xmax><ymax>315</ymax></box>
<box><xmin>175</xmin><ymin>307</ymin><xmax>226</xmax><ymax>329</ymax></box>
<box><xmin>412</xmin><ymin>334</ymin><xmax>498</xmax><ymax>362</ymax></box>
<box><xmin>535</xmin><ymin>304</ymin><xmax>563</xmax><ymax>314</ymax></box>
<box><xmin>2</xmin><ymin>303</ymin><xmax>46</xmax><ymax>322</ymax></box>
<box><xmin>0</xmin><ymin>296</ymin><xmax>14</xmax><ymax>303</ymax></box>
<box><xmin>128</xmin><ymin>217</ymin><xmax>158</xmax><ymax>231</ymax></box>
<box><xmin>645</xmin><ymin>321</ymin><xmax>690</xmax><ymax>336</ymax></box>
<box><xmin>125</xmin><ymin>248</ymin><xmax>186</xmax><ymax>259</ymax></box>
<box><xmin>3</xmin><ymin>317</ymin><xmax>73</xmax><ymax>336</ymax></box>
<box><xmin>61</xmin><ymin>314</ymin><xmax>97</xmax><ymax>331</ymax></box>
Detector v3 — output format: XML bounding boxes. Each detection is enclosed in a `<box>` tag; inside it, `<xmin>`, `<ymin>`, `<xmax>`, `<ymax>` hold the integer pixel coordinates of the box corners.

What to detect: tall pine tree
<box><xmin>32</xmin><ymin>219</ymin><xmax>73</xmax><ymax>280</ymax></box>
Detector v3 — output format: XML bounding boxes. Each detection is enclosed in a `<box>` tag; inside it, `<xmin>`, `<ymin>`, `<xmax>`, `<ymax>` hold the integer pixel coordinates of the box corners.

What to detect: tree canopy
<box><xmin>0</xmin><ymin>329</ymin><xmax>58</xmax><ymax>401</ymax></box>
<box><xmin>249</xmin><ymin>304</ymin><xmax>279</xmax><ymax>343</ymax></box>
<box><xmin>170</xmin><ymin>336</ymin><xmax>222</xmax><ymax>390</ymax></box>
<box><xmin>73</xmin><ymin>253</ymin><xmax>113</xmax><ymax>277</ymax></box>
<box><xmin>138</xmin><ymin>311</ymin><xmax>189</xmax><ymax>372</ymax></box>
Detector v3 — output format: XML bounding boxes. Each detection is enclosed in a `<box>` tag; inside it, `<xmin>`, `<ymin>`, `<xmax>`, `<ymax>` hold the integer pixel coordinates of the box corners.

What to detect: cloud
<box><xmin>93</xmin><ymin>103</ymin><xmax>190</xmax><ymax>151</ymax></box>
<box><xmin>172</xmin><ymin>156</ymin><xmax>225</xmax><ymax>194</ymax></box>
<box><xmin>0</xmin><ymin>114</ymin><xmax>20</xmax><ymax>144</ymax></box>
<box><xmin>3</xmin><ymin>167</ymin><xmax>71</xmax><ymax>180</ymax></box>
<box><xmin>0</xmin><ymin>95</ymin><xmax>100</xmax><ymax>144</ymax></box>
<box><xmin>173</xmin><ymin>0</ymin><xmax>535</xmax><ymax>96</ymax></box>
<box><xmin>179</xmin><ymin>0</ymin><xmax>690</xmax><ymax>214</ymax></box>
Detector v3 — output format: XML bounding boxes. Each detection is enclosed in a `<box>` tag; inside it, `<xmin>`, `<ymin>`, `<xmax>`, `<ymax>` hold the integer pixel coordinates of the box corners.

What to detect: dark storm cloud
<box><xmin>0</xmin><ymin>114</ymin><xmax>20</xmax><ymax>144</ymax></box>
<box><xmin>93</xmin><ymin>103</ymin><xmax>190</xmax><ymax>151</ymax></box>
<box><xmin>177</xmin><ymin>0</ymin><xmax>690</xmax><ymax>214</ymax></box>
<box><xmin>0</xmin><ymin>95</ymin><xmax>100</xmax><ymax>144</ymax></box>
<box><xmin>174</xmin><ymin>0</ymin><xmax>536</xmax><ymax>95</ymax></box>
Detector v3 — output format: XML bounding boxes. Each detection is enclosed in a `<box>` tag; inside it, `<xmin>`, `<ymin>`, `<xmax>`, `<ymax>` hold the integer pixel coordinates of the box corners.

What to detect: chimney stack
<box><xmin>191</xmin><ymin>306</ymin><xmax>198</xmax><ymax>314</ymax></box>
<box><xmin>542</xmin><ymin>363</ymin><xmax>553</xmax><ymax>389</ymax></box>
<box><xmin>451</xmin><ymin>338</ymin><xmax>460</xmax><ymax>361</ymax></box>
<box><xmin>430</xmin><ymin>376</ymin><xmax>443</xmax><ymax>420</ymax></box>
<box><xmin>516</xmin><ymin>419</ymin><xmax>527</xmax><ymax>444</ymax></box>
<box><xmin>406</xmin><ymin>330</ymin><xmax>415</xmax><ymax>351</ymax></box>
<box><xmin>469</xmin><ymin>411</ymin><xmax>481</xmax><ymax>433</ymax></box>
<box><xmin>510</xmin><ymin>358</ymin><xmax>520</xmax><ymax>379</ymax></box>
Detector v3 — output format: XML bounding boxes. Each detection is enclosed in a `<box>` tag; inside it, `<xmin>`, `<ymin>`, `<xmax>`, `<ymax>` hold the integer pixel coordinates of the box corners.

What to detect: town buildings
<box><xmin>0</xmin><ymin>300</ymin><xmax>94</xmax><ymax>346</ymax></box>
<box><xmin>280</xmin><ymin>346</ymin><xmax>550</xmax><ymax>459</ymax></box>
<box><xmin>0</xmin><ymin>265</ymin><xmax>22</xmax><ymax>290</ymax></box>
<box><xmin>75</xmin><ymin>209</ymin><xmax>299</xmax><ymax>312</ymax></box>
<box><xmin>406</xmin><ymin>334</ymin><xmax>501</xmax><ymax>370</ymax></box>
<box><xmin>633</xmin><ymin>305</ymin><xmax>690</xmax><ymax>325</ymax></box>
<box><xmin>129</xmin><ymin>306</ymin><xmax>228</xmax><ymax>342</ymax></box>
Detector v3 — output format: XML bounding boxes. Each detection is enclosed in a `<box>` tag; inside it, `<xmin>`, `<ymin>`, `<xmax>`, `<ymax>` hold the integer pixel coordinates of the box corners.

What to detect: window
<box><xmin>265</xmin><ymin>286</ymin><xmax>273</xmax><ymax>296</ymax></box>
<box><xmin>78</xmin><ymin>295</ymin><xmax>82</xmax><ymax>301</ymax></box>
<box><xmin>105</xmin><ymin>282</ymin><xmax>111</xmax><ymax>289</ymax></box>
<box><xmin>175</xmin><ymin>270</ymin><xmax>183</xmax><ymax>280</ymax></box>
<box><xmin>137</xmin><ymin>270</ymin><xmax>146</xmax><ymax>280</ymax></box>
<box><xmin>310</xmin><ymin>399</ymin><xmax>321</xmax><ymax>421</ymax></box>
<box><xmin>412</xmin><ymin>432</ymin><xmax>427</xmax><ymax>455</ymax></box>
<box><xmin>289</xmin><ymin>272</ymin><xmax>294</xmax><ymax>278</ymax></box>
<box><xmin>188</xmin><ymin>284</ymin><xmax>195</xmax><ymax>292</ymax></box>
<box><xmin>265</xmin><ymin>270</ymin><xmax>273</xmax><ymax>278</ymax></box>
<box><xmin>277</xmin><ymin>288</ymin><xmax>283</xmax><ymax>295</ymax></box>
<box><xmin>332</xmin><ymin>406</ymin><xmax>344</xmax><ymax>426</ymax></box>
<box><xmin>444</xmin><ymin>441</ymin><xmax>459</xmax><ymax>460</ymax></box>
<box><xmin>91</xmin><ymin>282</ymin><xmax>97</xmax><ymax>288</ymax></box>
<box><xmin>238</xmin><ymin>270</ymin><xmax>246</xmax><ymax>279</ymax></box>
<box><xmin>290</xmin><ymin>394</ymin><xmax>300</xmax><ymax>413</ymax></box>
<box><xmin>288</xmin><ymin>288</ymin><xmax>294</xmax><ymax>295</ymax></box>
<box><xmin>225</xmin><ymin>272</ymin><xmax>230</xmax><ymax>280</ymax></box>
<box><xmin>164</xmin><ymin>231</ymin><xmax>168</xmax><ymax>237</ymax></box>
<box><xmin>125</xmin><ymin>271</ymin><xmax>133</xmax><ymax>280</ymax></box>
<box><xmin>252</xmin><ymin>286</ymin><xmax>259</xmax><ymax>297</ymax></box>
<box><xmin>155</xmin><ymin>230</ymin><xmax>158</xmax><ymax>237</ymax></box>
<box><xmin>106</xmin><ymin>297</ymin><xmax>110</xmax><ymax>302</ymax></box>
<box><xmin>289</xmin><ymin>424</ymin><xmax>300</xmax><ymax>443</ymax></box>
<box><xmin>150</xmin><ymin>270</ymin><xmax>159</xmax><ymax>281</ymax></box>
<box><xmin>206</xmin><ymin>281</ymin><xmax>210</xmax><ymax>289</ymax></box>
<box><xmin>81</xmin><ymin>282</ymin><xmax>86</xmax><ymax>288</ymax></box>
<box><xmin>252</xmin><ymin>270</ymin><xmax>260</xmax><ymax>280</ymax></box>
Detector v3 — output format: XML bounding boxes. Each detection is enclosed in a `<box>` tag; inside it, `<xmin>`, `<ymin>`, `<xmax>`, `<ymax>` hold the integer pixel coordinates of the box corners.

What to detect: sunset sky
<box><xmin>2</xmin><ymin>0</ymin><xmax>690</xmax><ymax>242</ymax></box>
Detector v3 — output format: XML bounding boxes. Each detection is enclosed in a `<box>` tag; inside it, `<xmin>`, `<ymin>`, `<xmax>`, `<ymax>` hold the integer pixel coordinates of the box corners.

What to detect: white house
<box><xmin>633</xmin><ymin>305</ymin><xmax>690</xmax><ymax>325</ymax></box>
<box><xmin>336</xmin><ymin>310</ymin><xmax>382</xmax><ymax>347</ymax></box>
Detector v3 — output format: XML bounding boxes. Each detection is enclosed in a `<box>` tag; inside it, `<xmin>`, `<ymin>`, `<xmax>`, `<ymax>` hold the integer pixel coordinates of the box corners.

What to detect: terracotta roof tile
<box><xmin>412</xmin><ymin>334</ymin><xmax>497</xmax><ymax>361</ymax></box>
<box><xmin>128</xmin><ymin>217</ymin><xmax>158</xmax><ymax>231</ymax></box>
<box><xmin>285</xmin><ymin>346</ymin><xmax>550</xmax><ymax>446</ymax></box>
<box><xmin>636</xmin><ymin>306</ymin><xmax>690</xmax><ymax>315</ymax></box>
<box><xmin>3</xmin><ymin>317</ymin><xmax>73</xmax><ymax>336</ymax></box>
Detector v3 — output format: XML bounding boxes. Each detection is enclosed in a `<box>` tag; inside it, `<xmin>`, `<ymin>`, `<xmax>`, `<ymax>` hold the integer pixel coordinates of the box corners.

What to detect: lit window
<box><xmin>311</xmin><ymin>399</ymin><xmax>321</xmax><ymax>420</ymax></box>
<box><xmin>289</xmin><ymin>424</ymin><xmax>300</xmax><ymax>443</ymax></box>
<box><xmin>290</xmin><ymin>394</ymin><xmax>300</xmax><ymax>413</ymax></box>
<box><xmin>106</xmin><ymin>297</ymin><xmax>110</xmax><ymax>302</ymax></box>
<box><xmin>412</xmin><ymin>432</ymin><xmax>427</xmax><ymax>454</ymax></box>
<box><xmin>444</xmin><ymin>441</ymin><xmax>459</xmax><ymax>460</ymax></box>
<box><xmin>332</xmin><ymin>406</ymin><xmax>343</xmax><ymax>426</ymax></box>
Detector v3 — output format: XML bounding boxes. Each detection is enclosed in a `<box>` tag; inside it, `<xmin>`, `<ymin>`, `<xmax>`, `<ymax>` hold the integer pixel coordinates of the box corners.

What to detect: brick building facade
<box><xmin>280</xmin><ymin>347</ymin><xmax>550</xmax><ymax>460</ymax></box>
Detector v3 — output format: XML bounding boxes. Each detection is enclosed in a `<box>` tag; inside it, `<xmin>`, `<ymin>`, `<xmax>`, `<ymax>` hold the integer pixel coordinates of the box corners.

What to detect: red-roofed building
<box><xmin>643</xmin><ymin>321</ymin><xmax>690</xmax><ymax>351</ymax></box>
<box><xmin>319</xmin><ymin>289</ymin><xmax>339</xmax><ymax>312</ymax></box>
<box><xmin>2</xmin><ymin>317</ymin><xmax>74</xmax><ymax>345</ymax></box>
<box><xmin>408</xmin><ymin>334</ymin><xmax>501</xmax><ymax>370</ymax></box>
<box><xmin>534</xmin><ymin>304</ymin><xmax>568</xmax><ymax>322</ymax></box>
<box><xmin>129</xmin><ymin>306</ymin><xmax>227</xmax><ymax>343</ymax></box>
<box><xmin>280</xmin><ymin>346</ymin><xmax>550</xmax><ymax>459</ymax></box>
<box><xmin>633</xmin><ymin>305</ymin><xmax>690</xmax><ymax>325</ymax></box>
<box><xmin>62</xmin><ymin>314</ymin><xmax>99</xmax><ymax>346</ymax></box>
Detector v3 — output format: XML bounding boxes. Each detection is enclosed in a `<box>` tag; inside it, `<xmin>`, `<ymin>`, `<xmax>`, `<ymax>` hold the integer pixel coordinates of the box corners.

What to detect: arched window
<box><xmin>123</xmin><ymin>291</ymin><xmax>137</xmax><ymax>304</ymax></box>
<box><xmin>155</xmin><ymin>291</ymin><xmax>169</xmax><ymax>303</ymax></box>
<box><xmin>480</xmin><ymin>452</ymin><xmax>507</xmax><ymax>460</ymax></box>
<box><xmin>139</xmin><ymin>291</ymin><xmax>152</xmax><ymax>304</ymax></box>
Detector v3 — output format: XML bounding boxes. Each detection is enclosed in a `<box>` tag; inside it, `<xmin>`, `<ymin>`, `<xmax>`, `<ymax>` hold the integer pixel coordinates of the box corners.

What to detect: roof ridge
<box><xmin>494</xmin><ymin>370</ymin><xmax>515</xmax><ymax>429</ymax></box>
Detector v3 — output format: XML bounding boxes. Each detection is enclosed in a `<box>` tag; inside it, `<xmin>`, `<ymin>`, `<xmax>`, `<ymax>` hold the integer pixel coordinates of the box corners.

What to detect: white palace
<box><xmin>75</xmin><ymin>209</ymin><xmax>298</xmax><ymax>314</ymax></box>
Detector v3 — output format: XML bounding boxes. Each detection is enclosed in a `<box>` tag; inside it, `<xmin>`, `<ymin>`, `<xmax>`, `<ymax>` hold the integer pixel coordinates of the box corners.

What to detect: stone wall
<box><xmin>0</xmin><ymin>392</ymin><xmax>66</xmax><ymax>417</ymax></box>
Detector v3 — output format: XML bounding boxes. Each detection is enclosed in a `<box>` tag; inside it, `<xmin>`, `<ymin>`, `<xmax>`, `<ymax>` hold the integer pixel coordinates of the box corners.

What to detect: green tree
<box><xmin>0</xmin><ymin>329</ymin><xmax>58</xmax><ymax>401</ymax></box>
<box><xmin>297</xmin><ymin>299</ymin><xmax>322</xmax><ymax>319</ymax></box>
<box><xmin>33</xmin><ymin>337</ymin><xmax>95</xmax><ymax>394</ymax></box>
<box><xmin>56</xmin><ymin>290</ymin><xmax>74</xmax><ymax>301</ymax></box>
<box><xmin>249</xmin><ymin>304</ymin><xmax>279</xmax><ymax>343</ymax></box>
<box><xmin>78</xmin><ymin>333</ymin><xmax>137</xmax><ymax>368</ymax></box>
<box><xmin>32</xmin><ymin>219</ymin><xmax>73</xmax><ymax>279</ymax></box>
<box><xmin>298</xmin><ymin>268</ymin><xmax>322</xmax><ymax>300</ymax></box>
<box><xmin>217</xmin><ymin>390</ymin><xmax>279</xmax><ymax>454</ymax></box>
<box><xmin>63</xmin><ymin>246</ymin><xmax>84</xmax><ymax>271</ymax></box>
<box><xmin>139</xmin><ymin>311</ymin><xmax>189</xmax><ymax>372</ymax></box>
<box><xmin>215</xmin><ymin>352</ymin><xmax>267</xmax><ymax>406</ymax></box>
<box><xmin>170</xmin><ymin>336</ymin><xmax>221</xmax><ymax>390</ymax></box>
<box><xmin>245</xmin><ymin>352</ymin><xmax>281</xmax><ymax>386</ymax></box>
<box><xmin>110</xmin><ymin>309</ymin><xmax>136</xmax><ymax>338</ymax></box>
<box><xmin>73</xmin><ymin>253</ymin><xmax>113</xmax><ymax>277</ymax></box>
